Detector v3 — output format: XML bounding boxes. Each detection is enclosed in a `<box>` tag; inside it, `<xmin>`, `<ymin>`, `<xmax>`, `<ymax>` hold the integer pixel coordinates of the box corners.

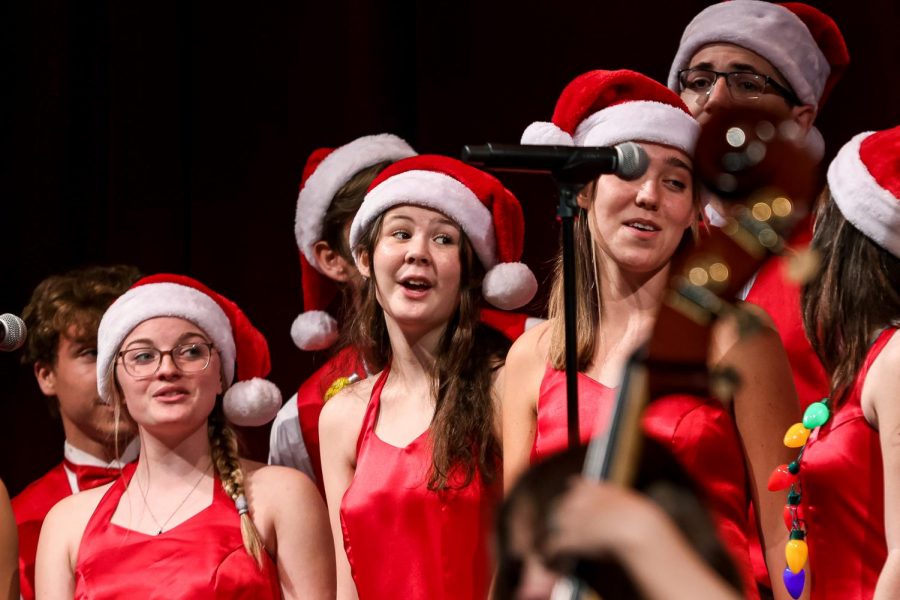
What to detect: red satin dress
<box><xmin>74</xmin><ymin>463</ymin><xmax>280</xmax><ymax>599</ymax></box>
<box><xmin>530</xmin><ymin>364</ymin><xmax>617</xmax><ymax>462</ymax></box>
<box><xmin>340</xmin><ymin>367</ymin><xmax>499</xmax><ymax>599</ymax></box>
<box><xmin>533</xmin><ymin>366</ymin><xmax>760</xmax><ymax>600</ymax></box>
<box><xmin>798</xmin><ymin>328</ymin><xmax>895</xmax><ymax>599</ymax></box>
<box><xmin>296</xmin><ymin>311</ymin><xmax>526</xmax><ymax>498</ymax></box>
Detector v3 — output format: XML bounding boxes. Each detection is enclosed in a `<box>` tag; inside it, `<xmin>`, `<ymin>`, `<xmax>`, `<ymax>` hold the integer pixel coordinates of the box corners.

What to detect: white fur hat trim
<box><xmin>827</xmin><ymin>132</ymin><xmax>900</xmax><ymax>258</ymax></box>
<box><xmin>350</xmin><ymin>170</ymin><xmax>498</xmax><ymax>270</ymax></box>
<box><xmin>667</xmin><ymin>0</ymin><xmax>829</xmax><ymax>106</ymax></box>
<box><xmin>574</xmin><ymin>101</ymin><xmax>699</xmax><ymax>154</ymax></box>
<box><xmin>96</xmin><ymin>282</ymin><xmax>236</xmax><ymax>402</ymax></box>
<box><xmin>295</xmin><ymin>134</ymin><xmax>416</xmax><ymax>272</ymax></box>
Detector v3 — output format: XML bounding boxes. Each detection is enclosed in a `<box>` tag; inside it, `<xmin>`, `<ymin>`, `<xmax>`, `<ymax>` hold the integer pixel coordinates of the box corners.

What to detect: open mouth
<box><xmin>625</xmin><ymin>219</ymin><xmax>660</xmax><ymax>233</ymax></box>
<box><xmin>400</xmin><ymin>278</ymin><xmax>433</xmax><ymax>291</ymax></box>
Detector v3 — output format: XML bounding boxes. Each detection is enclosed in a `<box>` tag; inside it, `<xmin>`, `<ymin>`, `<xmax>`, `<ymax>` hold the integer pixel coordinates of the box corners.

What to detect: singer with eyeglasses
<box><xmin>35</xmin><ymin>274</ymin><xmax>335</xmax><ymax>600</ymax></box>
<box><xmin>668</xmin><ymin>2</ymin><xmax>850</xmax><ymax>597</ymax></box>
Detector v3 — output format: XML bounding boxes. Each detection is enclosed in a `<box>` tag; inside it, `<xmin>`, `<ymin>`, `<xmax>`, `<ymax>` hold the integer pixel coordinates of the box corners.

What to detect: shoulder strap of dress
<box><xmin>863</xmin><ymin>327</ymin><xmax>898</xmax><ymax>374</ymax></box>
<box><xmin>355</xmin><ymin>365</ymin><xmax>391</xmax><ymax>457</ymax></box>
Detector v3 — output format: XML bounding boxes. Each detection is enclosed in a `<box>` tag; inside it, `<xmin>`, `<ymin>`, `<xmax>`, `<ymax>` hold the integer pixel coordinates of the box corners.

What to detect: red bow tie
<box><xmin>63</xmin><ymin>459</ymin><xmax>123</xmax><ymax>491</ymax></box>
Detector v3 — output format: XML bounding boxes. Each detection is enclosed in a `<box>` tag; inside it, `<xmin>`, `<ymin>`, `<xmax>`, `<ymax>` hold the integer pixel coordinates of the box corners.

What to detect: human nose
<box><xmin>635</xmin><ymin>179</ymin><xmax>660</xmax><ymax>211</ymax></box>
<box><xmin>404</xmin><ymin>235</ymin><xmax>431</xmax><ymax>265</ymax></box>
<box><xmin>702</xmin><ymin>75</ymin><xmax>731</xmax><ymax>111</ymax></box>
<box><xmin>155</xmin><ymin>350</ymin><xmax>180</xmax><ymax>378</ymax></box>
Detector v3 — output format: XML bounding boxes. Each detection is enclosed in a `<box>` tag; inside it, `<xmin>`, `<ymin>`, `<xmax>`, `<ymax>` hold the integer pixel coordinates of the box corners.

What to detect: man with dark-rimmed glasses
<box><xmin>667</xmin><ymin>2</ymin><xmax>849</xmax><ymax>599</ymax></box>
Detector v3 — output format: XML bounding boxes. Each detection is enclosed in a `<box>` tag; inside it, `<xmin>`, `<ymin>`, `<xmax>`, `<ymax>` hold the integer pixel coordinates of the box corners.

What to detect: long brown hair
<box><xmin>346</xmin><ymin>212</ymin><xmax>508</xmax><ymax>490</ymax></box>
<box><xmin>547</xmin><ymin>205</ymin><xmax>600</xmax><ymax>371</ymax></box>
<box><xmin>802</xmin><ymin>188</ymin><xmax>900</xmax><ymax>404</ymax></box>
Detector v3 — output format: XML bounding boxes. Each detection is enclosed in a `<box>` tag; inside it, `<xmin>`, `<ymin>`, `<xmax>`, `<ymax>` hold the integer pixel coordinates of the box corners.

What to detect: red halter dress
<box><xmin>533</xmin><ymin>366</ymin><xmax>760</xmax><ymax>600</ymax></box>
<box><xmin>73</xmin><ymin>463</ymin><xmax>280</xmax><ymax>599</ymax></box>
<box><xmin>798</xmin><ymin>328</ymin><xmax>895</xmax><ymax>599</ymax></box>
<box><xmin>530</xmin><ymin>364</ymin><xmax>617</xmax><ymax>462</ymax></box>
<box><xmin>340</xmin><ymin>367</ymin><xmax>499</xmax><ymax>599</ymax></box>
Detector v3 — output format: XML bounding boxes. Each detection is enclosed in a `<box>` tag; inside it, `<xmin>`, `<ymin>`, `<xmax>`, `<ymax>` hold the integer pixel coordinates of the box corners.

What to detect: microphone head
<box><xmin>614</xmin><ymin>142</ymin><xmax>649</xmax><ymax>181</ymax></box>
<box><xmin>0</xmin><ymin>313</ymin><xmax>27</xmax><ymax>351</ymax></box>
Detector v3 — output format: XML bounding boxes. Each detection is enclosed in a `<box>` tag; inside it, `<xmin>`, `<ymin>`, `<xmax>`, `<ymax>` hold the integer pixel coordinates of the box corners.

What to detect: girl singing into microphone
<box><xmin>502</xmin><ymin>70</ymin><xmax>799</xmax><ymax>599</ymax></box>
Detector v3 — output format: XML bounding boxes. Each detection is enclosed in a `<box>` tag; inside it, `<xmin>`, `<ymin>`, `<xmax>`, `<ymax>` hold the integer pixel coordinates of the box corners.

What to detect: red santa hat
<box><xmin>521</xmin><ymin>69</ymin><xmax>699</xmax><ymax>155</ymax></box>
<box><xmin>668</xmin><ymin>1</ymin><xmax>848</xmax><ymax>108</ymax></box>
<box><xmin>96</xmin><ymin>274</ymin><xmax>282</xmax><ymax>427</ymax></box>
<box><xmin>668</xmin><ymin>1</ymin><xmax>849</xmax><ymax>161</ymax></box>
<box><xmin>827</xmin><ymin>126</ymin><xmax>900</xmax><ymax>258</ymax></box>
<box><xmin>349</xmin><ymin>155</ymin><xmax>538</xmax><ymax>310</ymax></box>
<box><xmin>292</xmin><ymin>134</ymin><xmax>416</xmax><ymax>350</ymax></box>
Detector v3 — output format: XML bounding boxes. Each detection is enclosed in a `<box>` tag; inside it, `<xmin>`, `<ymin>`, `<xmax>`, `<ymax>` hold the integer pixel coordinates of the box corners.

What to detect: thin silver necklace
<box><xmin>135</xmin><ymin>462</ymin><xmax>212</xmax><ymax>535</ymax></box>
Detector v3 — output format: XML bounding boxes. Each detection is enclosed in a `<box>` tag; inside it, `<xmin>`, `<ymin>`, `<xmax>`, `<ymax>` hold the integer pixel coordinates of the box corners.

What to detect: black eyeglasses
<box><xmin>117</xmin><ymin>342</ymin><xmax>216</xmax><ymax>377</ymax></box>
<box><xmin>678</xmin><ymin>69</ymin><xmax>802</xmax><ymax>107</ymax></box>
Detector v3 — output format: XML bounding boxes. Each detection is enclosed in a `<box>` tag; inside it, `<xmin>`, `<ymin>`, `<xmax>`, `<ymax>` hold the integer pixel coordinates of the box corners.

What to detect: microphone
<box><xmin>461</xmin><ymin>142</ymin><xmax>649</xmax><ymax>182</ymax></box>
<box><xmin>0</xmin><ymin>313</ymin><xmax>26</xmax><ymax>352</ymax></box>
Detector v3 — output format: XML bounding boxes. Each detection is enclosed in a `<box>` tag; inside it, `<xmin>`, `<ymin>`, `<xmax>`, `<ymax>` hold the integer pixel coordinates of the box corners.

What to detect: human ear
<box><xmin>357</xmin><ymin>249</ymin><xmax>372</xmax><ymax>279</ymax></box>
<box><xmin>34</xmin><ymin>362</ymin><xmax>56</xmax><ymax>396</ymax></box>
<box><xmin>576</xmin><ymin>180</ymin><xmax>597</xmax><ymax>210</ymax></box>
<box><xmin>313</xmin><ymin>240</ymin><xmax>355</xmax><ymax>283</ymax></box>
<box><xmin>790</xmin><ymin>103</ymin><xmax>817</xmax><ymax>134</ymax></box>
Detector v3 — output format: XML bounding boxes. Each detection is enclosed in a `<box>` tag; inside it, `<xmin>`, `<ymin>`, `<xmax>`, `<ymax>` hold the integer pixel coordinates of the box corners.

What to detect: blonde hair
<box><xmin>547</xmin><ymin>204</ymin><xmax>600</xmax><ymax>371</ymax></box>
<box><xmin>105</xmin><ymin>353</ymin><xmax>266</xmax><ymax>567</ymax></box>
<box><xmin>207</xmin><ymin>404</ymin><xmax>265</xmax><ymax>567</ymax></box>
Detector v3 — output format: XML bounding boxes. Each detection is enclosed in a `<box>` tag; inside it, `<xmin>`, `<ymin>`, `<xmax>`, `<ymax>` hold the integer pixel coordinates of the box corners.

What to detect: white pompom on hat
<box><xmin>349</xmin><ymin>155</ymin><xmax>538</xmax><ymax>310</ymax></box>
<box><xmin>97</xmin><ymin>274</ymin><xmax>282</xmax><ymax>427</ymax></box>
<box><xmin>292</xmin><ymin>134</ymin><xmax>417</xmax><ymax>350</ymax></box>
<box><xmin>521</xmin><ymin>69</ymin><xmax>700</xmax><ymax>155</ymax></box>
<box><xmin>827</xmin><ymin>126</ymin><xmax>900</xmax><ymax>259</ymax></box>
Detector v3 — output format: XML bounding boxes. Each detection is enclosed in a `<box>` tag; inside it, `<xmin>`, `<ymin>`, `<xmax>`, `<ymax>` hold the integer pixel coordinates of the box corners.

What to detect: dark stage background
<box><xmin>1</xmin><ymin>1</ymin><xmax>898</xmax><ymax>495</ymax></box>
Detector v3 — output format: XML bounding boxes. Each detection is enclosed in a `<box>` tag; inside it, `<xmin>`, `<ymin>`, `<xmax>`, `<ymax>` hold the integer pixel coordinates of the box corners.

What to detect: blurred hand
<box><xmin>542</xmin><ymin>477</ymin><xmax>664</xmax><ymax>562</ymax></box>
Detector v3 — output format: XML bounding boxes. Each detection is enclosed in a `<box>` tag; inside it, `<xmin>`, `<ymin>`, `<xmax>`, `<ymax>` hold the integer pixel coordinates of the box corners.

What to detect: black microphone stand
<box><xmin>556</xmin><ymin>179</ymin><xmax>582</xmax><ymax>450</ymax></box>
